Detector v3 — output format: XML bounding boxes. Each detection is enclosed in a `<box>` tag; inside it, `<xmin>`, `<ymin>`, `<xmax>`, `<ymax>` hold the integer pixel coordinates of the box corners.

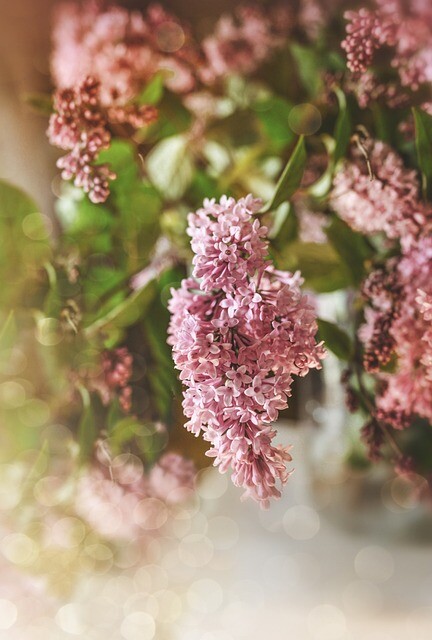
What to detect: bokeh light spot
<box><xmin>179</xmin><ymin>534</ymin><xmax>214</xmax><ymax>567</ymax></box>
<box><xmin>134</xmin><ymin>498</ymin><xmax>168</xmax><ymax>531</ymax></box>
<box><xmin>22</xmin><ymin>212</ymin><xmax>53</xmax><ymax>240</ymax></box>
<box><xmin>354</xmin><ymin>546</ymin><xmax>394</xmax><ymax>583</ymax></box>
<box><xmin>187</xmin><ymin>578</ymin><xmax>224</xmax><ymax>614</ymax></box>
<box><xmin>283</xmin><ymin>505</ymin><xmax>320</xmax><ymax>540</ymax></box>
<box><xmin>36</xmin><ymin>318</ymin><xmax>63</xmax><ymax>346</ymax></box>
<box><xmin>307</xmin><ymin>604</ymin><xmax>346</xmax><ymax>640</ymax></box>
<box><xmin>55</xmin><ymin>603</ymin><xmax>87</xmax><ymax>635</ymax></box>
<box><xmin>1</xmin><ymin>533</ymin><xmax>38</xmax><ymax>566</ymax></box>
<box><xmin>288</xmin><ymin>103</ymin><xmax>322</xmax><ymax>135</ymax></box>
<box><xmin>196</xmin><ymin>467</ymin><xmax>228</xmax><ymax>500</ymax></box>
<box><xmin>156</xmin><ymin>22</ymin><xmax>185</xmax><ymax>53</ymax></box>
<box><xmin>0</xmin><ymin>599</ymin><xmax>18</xmax><ymax>629</ymax></box>
<box><xmin>120</xmin><ymin>611</ymin><xmax>155</xmax><ymax>640</ymax></box>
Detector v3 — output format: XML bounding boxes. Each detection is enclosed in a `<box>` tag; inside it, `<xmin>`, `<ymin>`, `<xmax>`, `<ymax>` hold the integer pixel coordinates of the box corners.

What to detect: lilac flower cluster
<box><xmin>168</xmin><ymin>195</ymin><xmax>325</xmax><ymax>507</ymax></box>
<box><xmin>89</xmin><ymin>347</ymin><xmax>134</xmax><ymax>413</ymax></box>
<box><xmin>358</xmin><ymin>237</ymin><xmax>432</xmax><ymax>435</ymax></box>
<box><xmin>75</xmin><ymin>449</ymin><xmax>196</xmax><ymax>540</ymax></box>
<box><xmin>199</xmin><ymin>4</ymin><xmax>291</xmax><ymax>85</ymax></box>
<box><xmin>342</xmin><ymin>1</ymin><xmax>432</xmax><ymax>100</ymax></box>
<box><xmin>48</xmin><ymin>75</ymin><xmax>157</xmax><ymax>203</ymax></box>
<box><xmin>47</xmin><ymin>76</ymin><xmax>115</xmax><ymax>204</ymax></box>
<box><xmin>342</xmin><ymin>8</ymin><xmax>393</xmax><ymax>74</ymax></box>
<box><xmin>51</xmin><ymin>2</ymin><xmax>200</xmax><ymax>104</ymax></box>
<box><xmin>332</xmin><ymin>139</ymin><xmax>431</xmax><ymax>244</ymax></box>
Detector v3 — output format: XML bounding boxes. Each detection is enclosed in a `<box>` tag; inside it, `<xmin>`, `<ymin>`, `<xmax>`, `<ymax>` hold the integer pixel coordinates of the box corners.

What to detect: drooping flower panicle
<box><xmin>332</xmin><ymin>139</ymin><xmax>431</xmax><ymax>244</ymax></box>
<box><xmin>168</xmin><ymin>195</ymin><xmax>325</xmax><ymax>507</ymax></box>
<box><xmin>359</xmin><ymin>237</ymin><xmax>432</xmax><ymax>429</ymax></box>
<box><xmin>48</xmin><ymin>76</ymin><xmax>115</xmax><ymax>204</ymax></box>
<box><xmin>47</xmin><ymin>74</ymin><xmax>157</xmax><ymax>202</ymax></box>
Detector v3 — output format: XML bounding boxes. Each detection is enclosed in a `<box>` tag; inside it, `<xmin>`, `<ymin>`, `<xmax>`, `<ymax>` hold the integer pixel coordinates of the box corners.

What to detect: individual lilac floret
<box><xmin>168</xmin><ymin>195</ymin><xmax>325</xmax><ymax>508</ymax></box>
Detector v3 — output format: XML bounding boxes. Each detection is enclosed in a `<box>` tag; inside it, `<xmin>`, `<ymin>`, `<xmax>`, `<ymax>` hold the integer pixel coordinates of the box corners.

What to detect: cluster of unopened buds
<box><xmin>48</xmin><ymin>76</ymin><xmax>115</xmax><ymax>203</ymax></box>
<box><xmin>48</xmin><ymin>76</ymin><xmax>157</xmax><ymax>203</ymax></box>
<box><xmin>342</xmin><ymin>1</ymin><xmax>432</xmax><ymax>104</ymax></box>
<box><xmin>168</xmin><ymin>195</ymin><xmax>325</xmax><ymax>507</ymax></box>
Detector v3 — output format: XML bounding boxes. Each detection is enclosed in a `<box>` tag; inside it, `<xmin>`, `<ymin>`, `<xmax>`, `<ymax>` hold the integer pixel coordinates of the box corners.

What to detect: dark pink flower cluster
<box><xmin>75</xmin><ymin>448</ymin><xmax>195</xmax><ymax>540</ymax></box>
<box><xmin>90</xmin><ymin>347</ymin><xmax>133</xmax><ymax>413</ymax></box>
<box><xmin>343</xmin><ymin>1</ymin><xmax>432</xmax><ymax>95</ymax></box>
<box><xmin>47</xmin><ymin>76</ymin><xmax>115</xmax><ymax>204</ymax></box>
<box><xmin>359</xmin><ymin>237</ymin><xmax>432</xmax><ymax>428</ymax></box>
<box><xmin>342</xmin><ymin>8</ymin><xmax>393</xmax><ymax>74</ymax></box>
<box><xmin>51</xmin><ymin>1</ymin><xmax>200</xmax><ymax>104</ymax></box>
<box><xmin>332</xmin><ymin>139</ymin><xmax>431</xmax><ymax>243</ymax></box>
<box><xmin>168</xmin><ymin>195</ymin><xmax>325</xmax><ymax>507</ymax></box>
<box><xmin>48</xmin><ymin>74</ymin><xmax>158</xmax><ymax>202</ymax></box>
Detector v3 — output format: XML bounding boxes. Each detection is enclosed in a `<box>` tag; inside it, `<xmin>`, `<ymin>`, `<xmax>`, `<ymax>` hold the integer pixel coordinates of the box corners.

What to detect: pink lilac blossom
<box><xmin>168</xmin><ymin>195</ymin><xmax>325</xmax><ymax>507</ymax></box>
<box><xmin>51</xmin><ymin>1</ymin><xmax>199</xmax><ymax>105</ymax></box>
<box><xmin>342</xmin><ymin>8</ymin><xmax>393</xmax><ymax>74</ymax></box>
<box><xmin>199</xmin><ymin>5</ymin><xmax>289</xmax><ymax>85</ymax></box>
<box><xmin>359</xmin><ymin>237</ymin><xmax>432</xmax><ymax>428</ymax></box>
<box><xmin>332</xmin><ymin>139</ymin><xmax>431</xmax><ymax>242</ymax></box>
<box><xmin>149</xmin><ymin>452</ymin><xmax>196</xmax><ymax>504</ymax></box>
<box><xmin>75</xmin><ymin>447</ymin><xmax>195</xmax><ymax>540</ymax></box>
<box><xmin>48</xmin><ymin>76</ymin><xmax>115</xmax><ymax>203</ymax></box>
<box><xmin>90</xmin><ymin>347</ymin><xmax>133</xmax><ymax>413</ymax></box>
<box><xmin>343</xmin><ymin>2</ymin><xmax>432</xmax><ymax>96</ymax></box>
<box><xmin>344</xmin><ymin>70</ymin><xmax>407</xmax><ymax>109</ymax></box>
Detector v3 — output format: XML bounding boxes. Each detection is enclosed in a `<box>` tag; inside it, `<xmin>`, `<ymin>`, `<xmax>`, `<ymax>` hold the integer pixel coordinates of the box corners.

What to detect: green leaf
<box><xmin>84</xmin><ymin>279</ymin><xmax>157</xmax><ymax>338</ymax></box>
<box><xmin>333</xmin><ymin>87</ymin><xmax>351</xmax><ymax>164</ymax></box>
<box><xmin>23</xmin><ymin>92</ymin><xmax>53</xmax><ymax>116</ymax></box>
<box><xmin>317</xmin><ymin>318</ymin><xmax>353</xmax><ymax>361</ymax></box>
<box><xmin>326</xmin><ymin>216</ymin><xmax>373</xmax><ymax>285</ymax></box>
<box><xmin>146</xmin><ymin>134</ymin><xmax>194</xmax><ymax>200</ymax></box>
<box><xmin>290</xmin><ymin>44</ymin><xmax>323</xmax><ymax>98</ymax></box>
<box><xmin>254</xmin><ymin>96</ymin><xmax>295</xmax><ymax>150</ymax></box>
<box><xmin>0</xmin><ymin>180</ymin><xmax>51</xmax><ymax>309</ymax></box>
<box><xmin>0</xmin><ymin>311</ymin><xmax>16</xmax><ymax>351</ymax></box>
<box><xmin>269</xmin><ymin>203</ymin><xmax>298</xmax><ymax>247</ymax></box>
<box><xmin>273</xmin><ymin>241</ymin><xmax>351</xmax><ymax>293</ymax></box>
<box><xmin>77</xmin><ymin>387</ymin><xmax>97</xmax><ymax>462</ymax></box>
<box><xmin>139</xmin><ymin>91</ymin><xmax>192</xmax><ymax>142</ymax></box>
<box><xmin>413</xmin><ymin>107</ymin><xmax>432</xmax><ymax>200</ymax></box>
<box><xmin>144</xmin><ymin>268</ymin><xmax>182</xmax><ymax>422</ymax></box>
<box><xmin>137</xmin><ymin>72</ymin><xmax>165</xmax><ymax>105</ymax></box>
<box><xmin>261</xmin><ymin>136</ymin><xmax>306</xmax><ymax>212</ymax></box>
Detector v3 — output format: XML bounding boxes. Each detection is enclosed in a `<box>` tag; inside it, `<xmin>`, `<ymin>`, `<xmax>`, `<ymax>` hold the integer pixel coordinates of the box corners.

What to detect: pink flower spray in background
<box><xmin>359</xmin><ymin>238</ymin><xmax>432</xmax><ymax>432</ymax></box>
<box><xmin>89</xmin><ymin>347</ymin><xmax>134</xmax><ymax>413</ymax></box>
<box><xmin>75</xmin><ymin>445</ymin><xmax>195</xmax><ymax>541</ymax></box>
<box><xmin>342</xmin><ymin>0</ymin><xmax>432</xmax><ymax>102</ymax></box>
<box><xmin>51</xmin><ymin>1</ymin><xmax>200</xmax><ymax>102</ymax></box>
<box><xmin>332</xmin><ymin>138</ymin><xmax>432</xmax><ymax>244</ymax></box>
<box><xmin>168</xmin><ymin>195</ymin><xmax>325</xmax><ymax>507</ymax></box>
